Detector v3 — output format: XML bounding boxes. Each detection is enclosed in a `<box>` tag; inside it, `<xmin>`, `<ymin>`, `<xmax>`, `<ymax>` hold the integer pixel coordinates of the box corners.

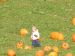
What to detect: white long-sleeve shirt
<box><xmin>31</xmin><ymin>30</ymin><xmax>40</xmax><ymax>40</ymax></box>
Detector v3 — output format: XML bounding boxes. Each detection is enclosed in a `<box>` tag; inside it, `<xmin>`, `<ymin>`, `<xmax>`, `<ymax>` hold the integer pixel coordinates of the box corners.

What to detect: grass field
<box><xmin>0</xmin><ymin>0</ymin><xmax>75</xmax><ymax>56</ymax></box>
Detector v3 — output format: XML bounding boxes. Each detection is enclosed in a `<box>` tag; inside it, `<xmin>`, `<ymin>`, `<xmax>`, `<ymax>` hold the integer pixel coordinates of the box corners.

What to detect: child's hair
<box><xmin>32</xmin><ymin>25</ymin><xmax>37</xmax><ymax>32</ymax></box>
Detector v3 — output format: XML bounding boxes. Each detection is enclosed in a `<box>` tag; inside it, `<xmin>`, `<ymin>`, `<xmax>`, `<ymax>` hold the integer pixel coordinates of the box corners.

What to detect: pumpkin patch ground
<box><xmin>0</xmin><ymin>0</ymin><xmax>75</xmax><ymax>56</ymax></box>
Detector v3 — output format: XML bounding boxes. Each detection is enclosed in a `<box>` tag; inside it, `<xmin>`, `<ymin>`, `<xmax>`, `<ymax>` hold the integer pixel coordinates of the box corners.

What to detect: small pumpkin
<box><xmin>58</xmin><ymin>33</ymin><xmax>64</xmax><ymax>41</ymax></box>
<box><xmin>20</xmin><ymin>28</ymin><xmax>28</xmax><ymax>36</ymax></box>
<box><xmin>65</xmin><ymin>53</ymin><xmax>73</xmax><ymax>56</ymax></box>
<box><xmin>35</xmin><ymin>50</ymin><xmax>44</xmax><ymax>56</ymax></box>
<box><xmin>48</xmin><ymin>52</ymin><xmax>58</xmax><ymax>56</ymax></box>
<box><xmin>72</xmin><ymin>34</ymin><xmax>75</xmax><ymax>42</ymax></box>
<box><xmin>7</xmin><ymin>49</ymin><xmax>16</xmax><ymax>56</ymax></box>
<box><xmin>24</xmin><ymin>45</ymin><xmax>32</xmax><ymax>50</ymax></box>
<box><xmin>44</xmin><ymin>45</ymin><xmax>52</xmax><ymax>52</ymax></box>
<box><xmin>72</xmin><ymin>17</ymin><xmax>75</xmax><ymax>25</ymax></box>
<box><xmin>62</xmin><ymin>42</ymin><xmax>70</xmax><ymax>50</ymax></box>
<box><xmin>16</xmin><ymin>41</ymin><xmax>24</xmax><ymax>49</ymax></box>
<box><xmin>52</xmin><ymin>46</ymin><xmax>59</xmax><ymax>52</ymax></box>
<box><xmin>50</xmin><ymin>32</ymin><xmax>59</xmax><ymax>40</ymax></box>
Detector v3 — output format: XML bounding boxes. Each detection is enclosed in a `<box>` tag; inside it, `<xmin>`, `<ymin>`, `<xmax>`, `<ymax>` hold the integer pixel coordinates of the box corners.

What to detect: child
<box><xmin>31</xmin><ymin>25</ymin><xmax>41</xmax><ymax>47</ymax></box>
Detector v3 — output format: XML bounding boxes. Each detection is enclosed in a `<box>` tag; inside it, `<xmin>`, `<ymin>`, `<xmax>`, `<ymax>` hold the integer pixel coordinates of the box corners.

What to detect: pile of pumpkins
<box><xmin>35</xmin><ymin>44</ymin><xmax>73</xmax><ymax>56</ymax></box>
<box><xmin>35</xmin><ymin>45</ymin><xmax>73</xmax><ymax>56</ymax></box>
<box><xmin>35</xmin><ymin>46</ymin><xmax>59</xmax><ymax>56</ymax></box>
<box><xmin>16</xmin><ymin>41</ymin><xmax>32</xmax><ymax>50</ymax></box>
<box><xmin>50</xmin><ymin>32</ymin><xmax>71</xmax><ymax>50</ymax></box>
<box><xmin>50</xmin><ymin>31</ymin><xmax>75</xmax><ymax>44</ymax></box>
<box><xmin>35</xmin><ymin>50</ymin><xmax>73</xmax><ymax>56</ymax></box>
<box><xmin>12</xmin><ymin>26</ymin><xmax>75</xmax><ymax>56</ymax></box>
<box><xmin>16</xmin><ymin>28</ymin><xmax>32</xmax><ymax>50</ymax></box>
<box><xmin>35</xmin><ymin>30</ymin><xmax>74</xmax><ymax>56</ymax></box>
<box><xmin>7</xmin><ymin>49</ymin><xmax>73</xmax><ymax>56</ymax></box>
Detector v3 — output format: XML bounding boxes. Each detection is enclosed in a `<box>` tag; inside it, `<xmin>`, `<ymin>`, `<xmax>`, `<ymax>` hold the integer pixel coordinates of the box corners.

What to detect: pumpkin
<box><xmin>7</xmin><ymin>49</ymin><xmax>16</xmax><ymax>56</ymax></box>
<box><xmin>62</xmin><ymin>42</ymin><xmax>70</xmax><ymax>50</ymax></box>
<box><xmin>72</xmin><ymin>34</ymin><xmax>75</xmax><ymax>42</ymax></box>
<box><xmin>50</xmin><ymin>32</ymin><xmax>64</xmax><ymax>40</ymax></box>
<box><xmin>52</xmin><ymin>46</ymin><xmax>59</xmax><ymax>52</ymax></box>
<box><xmin>16</xmin><ymin>41</ymin><xmax>24</xmax><ymax>49</ymax></box>
<box><xmin>20</xmin><ymin>29</ymin><xmax>28</xmax><ymax>36</ymax></box>
<box><xmin>58</xmin><ymin>33</ymin><xmax>64</xmax><ymax>41</ymax></box>
<box><xmin>35</xmin><ymin>50</ymin><xmax>44</xmax><ymax>56</ymax></box>
<box><xmin>24</xmin><ymin>45</ymin><xmax>32</xmax><ymax>50</ymax></box>
<box><xmin>44</xmin><ymin>45</ymin><xmax>52</xmax><ymax>52</ymax></box>
<box><xmin>72</xmin><ymin>17</ymin><xmax>75</xmax><ymax>25</ymax></box>
<box><xmin>50</xmin><ymin>32</ymin><xmax>59</xmax><ymax>40</ymax></box>
<box><xmin>48</xmin><ymin>52</ymin><xmax>58</xmax><ymax>56</ymax></box>
<box><xmin>65</xmin><ymin>53</ymin><xmax>73</xmax><ymax>56</ymax></box>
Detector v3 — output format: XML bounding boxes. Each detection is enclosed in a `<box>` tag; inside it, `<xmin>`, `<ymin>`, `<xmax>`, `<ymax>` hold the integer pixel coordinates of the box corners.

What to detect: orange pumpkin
<box><xmin>24</xmin><ymin>45</ymin><xmax>32</xmax><ymax>50</ymax></box>
<box><xmin>48</xmin><ymin>52</ymin><xmax>58</xmax><ymax>56</ymax></box>
<box><xmin>72</xmin><ymin>17</ymin><xmax>75</xmax><ymax>25</ymax></box>
<box><xmin>20</xmin><ymin>29</ymin><xmax>28</xmax><ymax>36</ymax></box>
<box><xmin>7</xmin><ymin>49</ymin><xmax>16</xmax><ymax>56</ymax></box>
<box><xmin>65</xmin><ymin>53</ymin><xmax>73</xmax><ymax>56</ymax></box>
<box><xmin>72</xmin><ymin>34</ymin><xmax>75</xmax><ymax>42</ymax></box>
<box><xmin>35</xmin><ymin>50</ymin><xmax>44</xmax><ymax>56</ymax></box>
<box><xmin>58</xmin><ymin>33</ymin><xmax>64</xmax><ymax>41</ymax></box>
<box><xmin>16</xmin><ymin>41</ymin><xmax>24</xmax><ymax>49</ymax></box>
<box><xmin>44</xmin><ymin>45</ymin><xmax>52</xmax><ymax>52</ymax></box>
<box><xmin>62</xmin><ymin>42</ymin><xmax>70</xmax><ymax>50</ymax></box>
<box><xmin>50</xmin><ymin>32</ymin><xmax>64</xmax><ymax>40</ymax></box>
<box><xmin>50</xmin><ymin>32</ymin><xmax>59</xmax><ymax>40</ymax></box>
<box><xmin>52</xmin><ymin>46</ymin><xmax>59</xmax><ymax>52</ymax></box>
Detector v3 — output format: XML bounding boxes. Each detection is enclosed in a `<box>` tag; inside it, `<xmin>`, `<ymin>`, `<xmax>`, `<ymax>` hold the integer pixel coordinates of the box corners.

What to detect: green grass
<box><xmin>0</xmin><ymin>0</ymin><xmax>75</xmax><ymax>56</ymax></box>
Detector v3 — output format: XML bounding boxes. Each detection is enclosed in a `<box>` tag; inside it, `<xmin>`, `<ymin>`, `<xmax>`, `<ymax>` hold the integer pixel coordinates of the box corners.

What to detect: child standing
<box><xmin>31</xmin><ymin>26</ymin><xmax>41</xmax><ymax>47</ymax></box>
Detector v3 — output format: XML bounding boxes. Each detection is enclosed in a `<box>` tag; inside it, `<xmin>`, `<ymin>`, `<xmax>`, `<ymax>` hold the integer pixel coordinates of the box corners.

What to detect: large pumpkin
<box><xmin>7</xmin><ymin>49</ymin><xmax>16</xmax><ymax>56</ymax></box>
<box><xmin>43</xmin><ymin>45</ymin><xmax>52</xmax><ymax>52</ymax></box>
<box><xmin>16</xmin><ymin>41</ymin><xmax>24</xmax><ymax>49</ymax></box>
<box><xmin>62</xmin><ymin>42</ymin><xmax>70</xmax><ymax>50</ymax></box>
<box><xmin>65</xmin><ymin>53</ymin><xmax>73</xmax><ymax>56</ymax></box>
<box><xmin>50</xmin><ymin>32</ymin><xmax>64</xmax><ymax>40</ymax></box>
<box><xmin>20</xmin><ymin>28</ymin><xmax>28</xmax><ymax>36</ymax></box>
<box><xmin>50</xmin><ymin>32</ymin><xmax>59</xmax><ymax>40</ymax></box>
<box><xmin>48</xmin><ymin>52</ymin><xmax>58</xmax><ymax>56</ymax></box>
<box><xmin>72</xmin><ymin>34</ymin><xmax>75</xmax><ymax>42</ymax></box>
<box><xmin>35</xmin><ymin>50</ymin><xmax>44</xmax><ymax>56</ymax></box>
<box><xmin>72</xmin><ymin>17</ymin><xmax>75</xmax><ymax>25</ymax></box>
<box><xmin>52</xmin><ymin>46</ymin><xmax>59</xmax><ymax>52</ymax></box>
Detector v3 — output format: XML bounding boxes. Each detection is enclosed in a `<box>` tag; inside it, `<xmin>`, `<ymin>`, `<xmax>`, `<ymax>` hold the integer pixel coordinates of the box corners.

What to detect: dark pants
<box><xmin>32</xmin><ymin>40</ymin><xmax>41</xmax><ymax>47</ymax></box>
